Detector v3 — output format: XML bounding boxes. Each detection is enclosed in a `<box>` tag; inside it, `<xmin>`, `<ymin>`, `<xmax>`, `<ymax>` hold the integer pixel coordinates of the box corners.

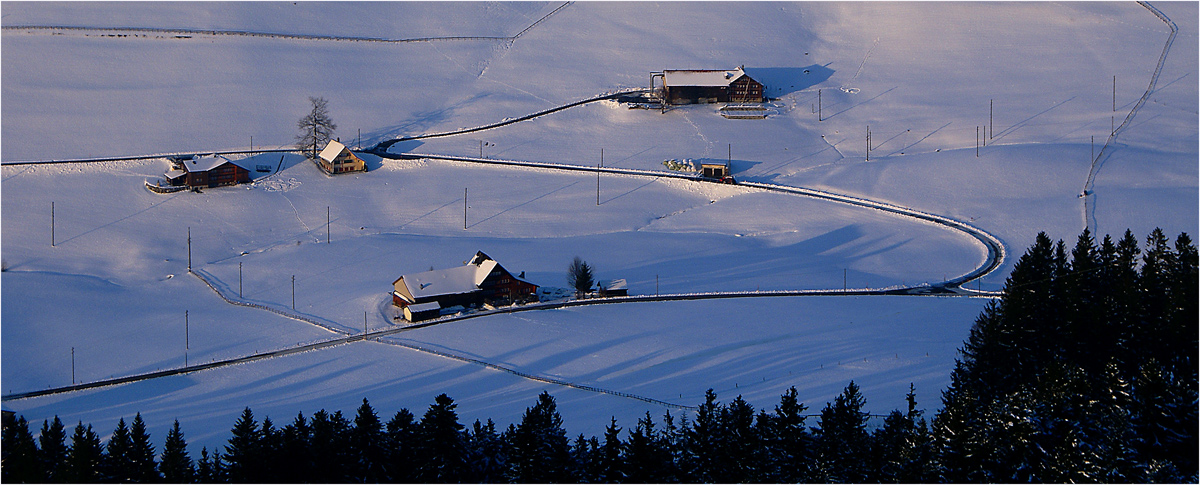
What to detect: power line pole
<box><xmin>463</xmin><ymin>188</ymin><xmax>468</xmax><ymax>230</ymax></box>
<box><xmin>51</xmin><ymin>201</ymin><xmax>55</xmax><ymax>247</ymax></box>
<box><xmin>291</xmin><ymin>275</ymin><xmax>295</xmax><ymax>310</ymax></box>
<box><xmin>71</xmin><ymin>347</ymin><xmax>75</xmax><ymax>385</ymax></box>
<box><xmin>976</xmin><ymin>126</ymin><xmax>980</xmax><ymax>157</ymax></box>
<box><xmin>250</xmin><ymin>135</ymin><xmax>253</xmax><ymax>154</ymax></box>
<box><xmin>818</xmin><ymin>89</ymin><xmax>822</xmax><ymax>121</ymax></box>
<box><xmin>187</xmin><ymin>227</ymin><xmax>192</xmax><ymax>272</ymax></box>
<box><xmin>656</xmin><ymin>274</ymin><xmax>659</xmax><ymax>296</ymax></box>
<box><xmin>1112</xmin><ymin>75</ymin><xmax>1116</xmax><ymax>136</ymax></box>
<box><xmin>866</xmin><ymin>126</ymin><xmax>871</xmax><ymax>161</ymax></box>
<box><xmin>327</xmin><ymin>206</ymin><xmax>330</xmax><ymax>244</ymax></box>
<box><xmin>989</xmin><ymin>99</ymin><xmax>993</xmax><ymax>140</ymax></box>
<box><xmin>844</xmin><ymin>268</ymin><xmax>848</xmax><ymax>292</ymax></box>
<box><xmin>239</xmin><ymin>262</ymin><xmax>243</xmax><ymax>298</ymax></box>
<box><xmin>364</xmin><ymin>311</ymin><xmax>368</xmax><ymax>339</ymax></box>
<box><xmin>185</xmin><ymin>310</ymin><xmax>189</xmax><ymax>367</ymax></box>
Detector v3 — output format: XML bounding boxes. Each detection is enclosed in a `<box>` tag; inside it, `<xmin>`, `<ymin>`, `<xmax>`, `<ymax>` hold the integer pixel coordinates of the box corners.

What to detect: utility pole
<box><xmin>989</xmin><ymin>99</ymin><xmax>993</xmax><ymax>140</ymax></box>
<box><xmin>976</xmin><ymin>126</ymin><xmax>980</xmax><ymax>157</ymax></box>
<box><xmin>656</xmin><ymin>275</ymin><xmax>659</xmax><ymax>296</ymax></box>
<box><xmin>866</xmin><ymin>126</ymin><xmax>871</xmax><ymax>161</ymax></box>
<box><xmin>1112</xmin><ymin>75</ymin><xmax>1117</xmax><ymax>136</ymax></box>
<box><xmin>51</xmin><ymin>201</ymin><xmax>55</xmax><ymax>247</ymax></box>
<box><xmin>291</xmin><ymin>275</ymin><xmax>296</xmax><ymax>310</ymax></box>
<box><xmin>463</xmin><ymin>188</ymin><xmax>468</xmax><ymax>230</ymax></box>
<box><xmin>818</xmin><ymin>89</ymin><xmax>822</xmax><ymax>121</ymax></box>
<box><xmin>364</xmin><ymin>311</ymin><xmax>368</xmax><ymax>339</ymax></box>
<box><xmin>327</xmin><ymin>206</ymin><xmax>330</xmax><ymax>244</ymax></box>
<box><xmin>239</xmin><ymin>262</ymin><xmax>243</xmax><ymax>298</ymax></box>
<box><xmin>187</xmin><ymin>227</ymin><xmax>192</xmax><ymax>272</ymax></box>
<box><xmin>250</xmin><ymin>135</ymin><xmax>253</xmax><ymax>154</ymax></box>
<box><xmin>71</xmin><ymin>347</ymin><xmax>75</xmax><ymax>385</ymax></box>
<box><xmin>185</xmin><ymin>310</ymin><xmax>189</xmax><ymax>367</ymax></box>
<box><xmin>844</xmin><ymin>268</ymin><xmax>848</xmax><ymax>292</ymax></box>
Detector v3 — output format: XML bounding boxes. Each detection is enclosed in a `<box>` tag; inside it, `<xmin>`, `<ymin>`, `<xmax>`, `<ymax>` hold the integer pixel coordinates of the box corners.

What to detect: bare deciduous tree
<box><xmin>296</xmin><ymin>96</ymin><xmax>337</xmax><ymax>159</ymax></box>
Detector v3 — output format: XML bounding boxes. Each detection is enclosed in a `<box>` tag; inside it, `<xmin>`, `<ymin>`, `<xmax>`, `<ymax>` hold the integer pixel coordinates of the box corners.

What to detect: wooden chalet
<box><xmin>392</xmin><ymin>251</ymin><xmax>538</xmax><ymax>321</ymax></box>
<box><xmin>655</xmin><ymin>67</ymin><xmax>764</xmax><ymax>105</ymax></box>
<box><xmin>166</xmin><ymin>154</ymin><xmax>251</xmax><ymax>188</ymax></box>
<box><xmin>317</xmin><ymin>139</ymin><xmax>366</xmax><ymax>174</ymax></box>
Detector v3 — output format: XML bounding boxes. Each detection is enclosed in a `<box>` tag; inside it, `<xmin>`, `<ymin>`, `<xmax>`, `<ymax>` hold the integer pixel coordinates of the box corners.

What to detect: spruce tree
<box><xmin>350</xmin><ymin>399</ymin><xmax>388</xmax><ymax>482</ymax></box>
<box><xmin>223</xmin><ymin>407</ymin><xmax>263</xmax><ymax>482</ymax></box>
<box><xmin>385</xmin><ymin>409</ymin><xmax>416</xmax><ymax>482</ymax></box>
<box><xmin>507</xmin><ymin>391</ymin><xmax>572</xmax><ymax>482</ymax></box>
<box><xmin>597</xmin><ymin>417</ymin><xmax>625</xmax><ymax>482</ymax></box>
<box><xmin>464</xmin><ymin>419</ymin><xmax>507</xmax><ymax>483</ymax></box>
<box><xmin>759</xmin><ymin>386</ymin><xmax>812</xmax><ymax>482</ymax></box>
<box><xmin>38</xmin><ymin>416</ymin><xmax>68</xmax><ymax>483</ymax></box>
<box><xmin>102</xmin><ymin>417</ymin><xmax>134</xmax><ymax>481</ymax></box>
<box><xmin>2</xmin><ymin>413</ymin><xmax>43</xmax><ymax>482</ymax></box>
<box><xmin>623</xmin><ymin>412</ymin><xmax>673</xmax><ymax>483</ymax></box>
<box><xmin>814</xmin><ymin>381</ymin><xmax>871</xmax><ymax>483</ymax></box>
<box><xmin>159</xmin><ymin>420</ymin><xmax>194</xmax><ymax>483</ymax></box>
<box><xmin>278</xmin><ymin>412</ymin><xmax>312</xmax><ymax>484</ymax></box>
<box><xmin>414</xmin><ymin>394</ymin><xmax>467</xmax><ymax>482</ymax></box>
<box><xmin>64</xmin><ymin>422</ymin><xmax>104</xmax><ymax>483</ymax></box>
<box><xmin>309</xmin><ymin>410</ymin><xmax>352</xmax><ymax>482</ymax></box>
<box><xmin>128</xmin><ymin>413</ymin><xmax>158</xmax><ymax>482</ymax></box>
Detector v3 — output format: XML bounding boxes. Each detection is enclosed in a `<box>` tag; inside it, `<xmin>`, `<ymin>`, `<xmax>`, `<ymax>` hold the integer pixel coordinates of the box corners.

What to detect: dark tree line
<box><xmin>3</xmin><ymin>228</ymin><xmax>1195</xmax><ymax>483</ymax></box>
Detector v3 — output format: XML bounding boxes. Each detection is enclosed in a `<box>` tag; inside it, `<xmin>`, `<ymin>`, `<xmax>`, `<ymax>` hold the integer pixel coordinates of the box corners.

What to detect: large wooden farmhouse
<box><xmin>392</xmin><ymin>251</ymin><xmax>538</xmax><ymax>321</ymax></box>
<box><xmin>655</xmin><ymin>67</ymin><xmax>764</xmax><ymax>105</ymax></box>
<box><xmin>317</xmin><ymin>139</ymin><xmax>366</xmax><ymax>174</ymax></box>
<box><xmin>166</xmin><ymin>154</ymin><xmax>251</xmax><ymax>188</ymax></box>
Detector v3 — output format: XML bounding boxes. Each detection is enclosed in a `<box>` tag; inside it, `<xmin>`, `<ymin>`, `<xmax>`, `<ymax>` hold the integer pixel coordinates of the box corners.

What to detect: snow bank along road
<box><xmin>1</xmin><ymin>147</ymin><xmax>1005</xmax><ymax>402</ymax></box>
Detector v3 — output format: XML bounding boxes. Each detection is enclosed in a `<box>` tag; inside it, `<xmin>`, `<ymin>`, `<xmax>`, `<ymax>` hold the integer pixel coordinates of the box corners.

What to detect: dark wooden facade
<box><xmin>168</xmin><ymin>160</ymin><xmax>250</xmax><ymax>188</ymax></box>
<box><xmin>479</xmin><ymin>265</ymin><xmax>539</xmax><ymax>305</ymax></box>
<box><xmin>662</xmin><ymin>70</ymin><xmax>765</xmax><ymax>105</ymax></box>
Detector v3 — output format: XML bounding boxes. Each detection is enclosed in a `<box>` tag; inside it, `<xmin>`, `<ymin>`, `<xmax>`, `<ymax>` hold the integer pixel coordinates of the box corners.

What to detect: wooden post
<box><xmin>51</xmin><ymin>201</ymin><xmax>55</xmax><ymax>247</ymax></box>
<box><xmin>1112</xmin><ymin>75</ymin><xmax>1116</xmax><ymax>135</ymax></box>
<box><xmin>239</xmin><ymin>262</ymin><xmax>243</xmax><ymax>298</ymax></box>
<box><xmin>844</xmin><ymin>268</ymin><xmax>847</xmax><ymax>292</ymax></box>
<box><xmin>866</xmin><ymin>126</ymin><xmax>870</xmax><ymax>161</ymax></box>
<box><xmin>364</xmin><ymin>311</ymin><xmax>368</xmax><ymax>339</ymax></box>
<box><xmin>185</xmin><ymin>310</ymin><xmax>189</xmax><ymax>367</ymax></box>
<box><xmin>250</xmin><ymin>135</ymin><xmax>253</xmax><ymax>154</ymax></box>
<box><xmin>656</xmin><ymin>275</ymin><xmax>659</xmax><ymax>296</ymax></box>
<box><xmin>976</xmin><ymin>126</ymin><xmax>980</xmax><ymax>157</ymax></box>
<box><xmin>291</xmin><ymin>275</ymin><xmax>295</xmax><ymax>310</ymax></box>
<box><xmin>818</xmin><ymin>89</ymin><xmax>822</xmax><ymax>121</ymax></box>
<box><xmin>989</xmin><ymin>99</ymin><xmax>993</xmax><ymax>140</ymax></box>
<box><xmin>463</xmin><ymin>188</ymin><xmax>468</xmax><ymax>230</ymax></box>
<box><xmin>71</xmin><ymin>347</ymin><xmax>75</xmax><ymax>385</ymax></box>
<box><xmin>327</xmin><ymin>206</ymin><xmax>330</xmax><ymax>244</ymax></box>
<box><xmin>187</xmin><ymin>227</ymin><xmax>192</xmax><ymax>272</ymax></box>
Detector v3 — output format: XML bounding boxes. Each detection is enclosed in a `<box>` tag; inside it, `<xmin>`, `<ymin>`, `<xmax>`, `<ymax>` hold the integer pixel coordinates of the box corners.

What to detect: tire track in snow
<box><xmin>1082</xmin><ymin>1</ymin><xmax>1178</xmax><ymax>233</ymax></box>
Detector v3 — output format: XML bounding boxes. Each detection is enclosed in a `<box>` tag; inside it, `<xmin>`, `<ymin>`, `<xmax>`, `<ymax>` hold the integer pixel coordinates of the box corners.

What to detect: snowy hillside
<box><xmin>2</xmin><ymin>2</ymin><xmax>1196</xmax><ymax>450</ymax></box>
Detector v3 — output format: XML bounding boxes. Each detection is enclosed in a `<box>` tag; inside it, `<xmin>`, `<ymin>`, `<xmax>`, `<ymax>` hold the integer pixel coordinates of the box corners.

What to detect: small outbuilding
<box><xmin>317</xmin><ymin>139</ymin><xmax>367</xmax><ymax>174</ymax></box>
<box><xmin>701</xmin><ymin>161</ymin><xmax>731</xmax><ymax>179</ymax></box>
<box><xmin>166</xmin><ymin>154</ymin><xmax>251</xmax><ymax>188</ymax></box>
<box><xmin>597</xmin><ymin>279</ymin><xmax>628</xmax><ymax>297</ymax></box>
<box><xmin>403</xmin><ymin>301</ymin><xmax>442</xmax><ymax>323</ymax></box>
<box><xmin>654</xmin><ymin>67</ymin><xmax>765</xmax><ymax>105</ymax></box>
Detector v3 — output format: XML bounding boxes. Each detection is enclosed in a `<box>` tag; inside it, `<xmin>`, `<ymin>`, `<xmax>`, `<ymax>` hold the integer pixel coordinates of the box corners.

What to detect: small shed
<box><xmin>597</xmin><ymin>279</ymin><xmax>628</xmax><ymax>297</ymax></box>
<box><xmin>403</xmin><ymin>301</ymin><xmax>441</xmax><ymax>323</ymax></box>
<box><xmin>656</xmin><ymin>67</ymin><xmax>765</xmax><ymax>105</ymax></box>
<box><xmin>317</xmin><ymin>139</ymin><xmax>367</xmax><ymax>174</ymax></box>
<box><xmin>701</xmin><ymin>161</ymin><xmax>730</xmax><ymax>179</ymax></box>
<box><xmin>166</xmin><ymin>154</ymin><xmax>251</xmax><ymax>188</ymax></box>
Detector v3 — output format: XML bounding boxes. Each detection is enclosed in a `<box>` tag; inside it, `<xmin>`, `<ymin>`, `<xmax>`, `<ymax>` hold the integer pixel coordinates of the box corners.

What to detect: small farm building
<box><xmin>656</xmin><ymin>67</ymin><xmax>764</xmax><ymax>104</ymax></box>
<box><xmin>166</xmin><ymin>154</ymin><xmax>251</xmax><ymax>188</ymax></box>
<box><xmin>598</xmin><ymin>279</ymin><xmax>628</xmax><ymax>297</ymax></box>
<box><xmin>392</xmin><ymin>251</ymin><xmax>538</xmax><ymax>321</ymax></box>
<box><xmin>701</xmin><ymin>161</ymin><xmax>731</xmax><ymax>179</ymax></box>
<box><xmin>403</xmin><ymin>301</ymin><xmax>442</xmax><ymax>323</ymax></box>
<box><xmin>317</xmin><ymin>139</ymin><xmax>366</xmax><ymax>174</ymax></box>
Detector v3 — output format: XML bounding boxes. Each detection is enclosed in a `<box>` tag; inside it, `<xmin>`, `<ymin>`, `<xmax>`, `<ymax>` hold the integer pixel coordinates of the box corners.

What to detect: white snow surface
<box><xmin>2</xmin><ymin>1</ymin><xmax>1196</xmax><ymax>450</ymax></box>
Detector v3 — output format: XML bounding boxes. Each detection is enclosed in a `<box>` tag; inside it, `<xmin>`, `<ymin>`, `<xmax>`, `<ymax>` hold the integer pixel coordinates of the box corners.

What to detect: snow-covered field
<box><xmin>3</xmin><ymin>2</ymin><xmax>1195</xmax><ymax>449</ymax></box>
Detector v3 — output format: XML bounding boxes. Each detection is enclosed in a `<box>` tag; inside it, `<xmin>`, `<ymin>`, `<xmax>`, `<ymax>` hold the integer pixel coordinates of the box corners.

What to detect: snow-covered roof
<box><xmin>663</xmin><ymin>68</ymin><xmax>746</xmax><ymax>87</ymax></box>
<box><xmin>399</xmin><ymin>258</ymin><xmax>498</xmax><ymax>299</ymax></box>
<box><xmin>182</xmin><ymin>154</ymin><xmax>250</xmax><ymax>173</ymax></box>
<box><xmin>165</xmin><ymin>169</ymin><xmax>186</xmax><ymax>180</ymax></box>
<box><xmin>319</xmin><ymin>140</ymin><xmax>347</xmax><ymax>163</ymax></box>
<box><xmin>407</xmin><ymin>301</ymin><xmax>441</xmax><ymax>313</ymax></box>
<box><xmin>599</xmin><ymin>279</ymin><xmax>627</xmax><ymax>290</ymax></box>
